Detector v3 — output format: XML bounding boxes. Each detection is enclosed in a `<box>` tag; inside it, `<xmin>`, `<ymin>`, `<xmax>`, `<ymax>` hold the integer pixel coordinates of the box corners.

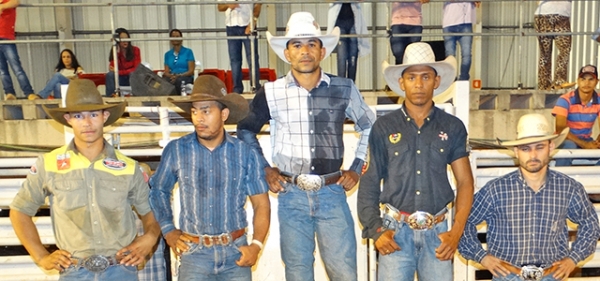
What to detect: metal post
<box><xmin>517</xmin><ymin>0</ymin><xmax>524</xmax><ymax>89</ymax></box>
<box><xmin>110</xmin><ymin>4</ymin><xmax>120</xmax><ymax>97</ymax></box>
<box><xmin>249</xmin><ymin>3</ymin><xmax>257</xmax><ymax>92</ymax></box>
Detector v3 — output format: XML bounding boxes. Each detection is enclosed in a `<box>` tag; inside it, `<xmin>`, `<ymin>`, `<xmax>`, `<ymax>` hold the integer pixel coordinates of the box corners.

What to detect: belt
<box><xmin>280</xmin><ymin>171</ymin><xmax>342</xmax><ymax>191</ymax></box>
<box><xmin>503</xmin><ymin>262</ymin><xmax>557</xmax><ymax>281</ymax></box>
<box><xmin>384</xmin><ymin>204</ymin><xmax>447</xmax><ymax>230</ymax></box>
<box><xmin>189</xmin><ymin>229</ymin><xmax>245</xmax><ymax>247</ymax></box>
<box><xmin>71</xmin><ymin>255</ymin><xmax>120</xmax><ymax>273</ymax></box>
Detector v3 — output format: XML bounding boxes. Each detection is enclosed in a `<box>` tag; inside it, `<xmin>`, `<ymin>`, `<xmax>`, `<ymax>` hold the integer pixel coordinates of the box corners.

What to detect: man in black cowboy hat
<box><xmin>149</xmin><ymin>75</ymin><xmax>270</xmax><ymax>280</ymax></box>
<box><xmin>9</xmin><ymin>79</ymin><xmax>161</xmax><ymax>280</ymax></box>
<box><xmin>459</xmin><ymin>113</ymin><xmax>600</xmax><ymax>281</ymax></box>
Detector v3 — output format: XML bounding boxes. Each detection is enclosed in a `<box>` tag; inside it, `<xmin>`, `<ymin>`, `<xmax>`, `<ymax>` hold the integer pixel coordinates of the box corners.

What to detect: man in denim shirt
<box><xmin>358</xmin><ymin>42</ymin><xmax>474</xmax><ymax>281</ymax></box>
<box><xmin>150</xmin><ymin>75</ymin><xmax>270</xmax><ymax>280</ymax></box>
<box><xmin>237</xmin><ymin>12</ymin><xmax>375</xmax><ymax>281</ymax></box>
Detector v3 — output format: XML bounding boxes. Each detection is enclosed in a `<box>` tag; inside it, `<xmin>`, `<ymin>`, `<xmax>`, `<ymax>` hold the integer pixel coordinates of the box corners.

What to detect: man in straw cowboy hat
<box><xmin>459</xmin><ymin>113</ymin><xmax>600</xmax><ymax>281</ymax></box>
<box><xmin>237</xmin><ymin>11</ymin><xmax>375</xmax><ymax>281</ymax></box>
<box><xmin>9</xmin><ymin>79</ymin><xmax>161</xmax><ymax>280</ymax></box>
<box><xmin>357</xmin><ymin>42</ymin><xmax>474</xmax><ymax>280</ymax></box>
<box><xmin>149</xmin><ymin>75</ymin><xmax>270</xmax><ymax>280</ymax></box>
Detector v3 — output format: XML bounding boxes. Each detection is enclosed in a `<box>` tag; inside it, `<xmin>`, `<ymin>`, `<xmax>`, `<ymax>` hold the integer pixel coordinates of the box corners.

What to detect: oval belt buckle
<box><xmin>407</xmin><ymin>211</ymin><xmax>435</xmax><ymax>230</ymax></box>
<box><xmin>83</xmin><ymin>255</ymin><xmax>110</xmax><ymax>273</ymax></box>
<box><xmin>297</xmin><ymin>174</ymin><xmax>322</xmax><ymax>191</ymax></box>
<box><xmin>520</xmin><ymin>265</ymin><xmax>544</xmax><ymax>281</ymax></box>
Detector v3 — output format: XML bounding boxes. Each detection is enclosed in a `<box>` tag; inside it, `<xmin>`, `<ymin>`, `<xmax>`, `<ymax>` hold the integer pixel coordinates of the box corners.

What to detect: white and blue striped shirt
<box><xmin>149</xmin><ymin>132</ymin><xmax>269</xmax><ymax>236</ymax></box>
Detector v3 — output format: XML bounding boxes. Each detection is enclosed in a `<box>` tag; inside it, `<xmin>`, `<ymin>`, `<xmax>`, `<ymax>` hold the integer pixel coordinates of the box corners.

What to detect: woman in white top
<box><xmin>37</xmin><ymin>49</ymin><xmax>84</xmax><ymax>99</ymax></box>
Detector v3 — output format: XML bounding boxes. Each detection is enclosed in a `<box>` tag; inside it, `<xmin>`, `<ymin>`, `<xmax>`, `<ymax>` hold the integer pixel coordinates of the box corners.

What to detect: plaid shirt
<box><xmin>237</xmin><ymin>71</ymin><xmax>375</xmax><ymax>175</ymax></box>
<box><xmin>459</xmin><ymin>169</ymin><xmax>600</xmax><ymax>266</ymax></box>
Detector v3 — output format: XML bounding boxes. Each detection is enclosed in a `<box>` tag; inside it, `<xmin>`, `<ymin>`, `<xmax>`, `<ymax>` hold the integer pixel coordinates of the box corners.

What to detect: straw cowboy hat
<box><xmin>42</xmin><ymin>79</ymin><xmax>126</xmax><ymax>127</ymax></box>
<box><xmin>266</xmin><ymin>11</ymin><xmax>340</xmax><ymax>64</ymax></box>
<box><xmin>382</xmin><ymin>42</ymin><xmax>457</xmax><ymax>97</ymax></box>
<box><xmin>499</xmin><ymin>113</ymin><xmax>568</xmax><ymax>147</ymax></box>
<box><xmin>168</xmin><ymin>75</ymin><xmax>249</xmax><ymax>124</ymax></box>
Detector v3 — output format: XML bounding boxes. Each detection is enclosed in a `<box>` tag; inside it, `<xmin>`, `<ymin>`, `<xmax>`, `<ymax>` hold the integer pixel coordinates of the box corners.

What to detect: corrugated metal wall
<box><xmin>5</xmin><ymin>0</ymin><xmax>600</xmax><ymax>96</ymax></box>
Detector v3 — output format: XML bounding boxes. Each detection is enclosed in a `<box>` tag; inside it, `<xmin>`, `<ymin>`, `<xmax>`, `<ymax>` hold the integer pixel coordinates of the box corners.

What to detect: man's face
<box><xmin>64</xmin><ymin>110</ymin><xmax>109</xmax><ymax>145</ymax></box>
<box><xmin>191</xmin><ymin>101</ymin><xmax>229</xmax><ymax>141</ymax></box>
<box><xmin>513</xmin><ymin>140</ymin><xmax>554</xmax><ymax>174</ymax></box>
<box><xmin>284</xmin><ymin>38</ymin><xmax>325</xmax><ymax>75</ymax></box>
<box><xmin>399</xmin><ymin>65</ymin><xmax>441</xmax><ymax>107</ymax></box>
<box><xmin>577</xmin><ymin>74</ymin><xmax>599</xmax><ymax>95</ymax></box>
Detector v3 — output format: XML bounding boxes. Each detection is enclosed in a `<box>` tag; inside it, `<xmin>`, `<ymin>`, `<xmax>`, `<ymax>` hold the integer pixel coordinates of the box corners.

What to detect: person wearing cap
<box><xmin>9</xmin><ymin>79</ymin><xmax>161</xmax><ymax>280</ymax></box>
<box><xmin>237</xmin><ymin>11</ymin><xmax>376</xmax><ymax>281</ymax></box>
<box><xmin>552</xmin><ymin>64</ymin><xmax>600</xmax><ymax>166</ymax></box>
<box><xmin>357</xmin><ymin>42</ymin><xmax>474</xmax><ymax>280</ymax></box>
<box><xmin>459</xmin><ymin>113</ymin><xmax>600</xmax><ymax>281</ymax></box>
<box><xmin>149</xmin><ymin>75</ymin><xmax>270</xmax><ymax>280</ymax></box>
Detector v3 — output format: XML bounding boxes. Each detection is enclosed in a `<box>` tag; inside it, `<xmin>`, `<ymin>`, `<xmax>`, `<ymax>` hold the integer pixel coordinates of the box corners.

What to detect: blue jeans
<box><xmin>378</xmin><ymin>215</ymin><xmax>452</xmax><ymax>281</ymax></box>
<box><xmin>0</xmin><ymin>40</ymin><xmax>34</xmax><ymax>95</ymax></box>
<box><xmin>38</xmin><ymin>73</ymin><xmax>70</xmax><ymax>98</ymax></box>
<box><xmin>443</xmin><ymin>23</ymin><xmax>473</xmax><ymax>81</ymax></box>
<box><xmin>555</xmin><ymin>139</ymin><xmax>600</xmax><ymax>166</ymax></box>
<box><xmin>179</xmin><ymin>235</ymin><xmax>250</xmax><ymax>281</ymax></box>
<box><xmin>390</xmin><ymin>24</ymin><xmax>423</xmax><ymax>65</ymax></box>
<box><xmin>59</xmin><ymin>264</ymin><xmax>138</xmax><ymax>281</ymax></box>
<box><xmin>336</xmin><ymin>25</ymin><xmax>358</xmax><ymax>81</ymax></box>
<box><xmin>492</xmin><ymin>273</ymin><xmax>559</xmax><ymax>281</ymax></box>
<box><xmin>278</xmin><ymin>183</ymin><xmax>357</xmax><ymax>281</ymax></box>
<box><xmin>226</xmin><ymin>26</ymin><xmax>260</xmax><ymax>94</ymax></box>
<box><xmin>105</xmin><ymin>71</ymin><xmax>130</xmax><ymax>96</ymax></box>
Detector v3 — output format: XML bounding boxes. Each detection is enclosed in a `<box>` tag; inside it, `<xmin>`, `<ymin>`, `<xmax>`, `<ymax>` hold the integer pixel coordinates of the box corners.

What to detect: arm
<box><xmin>0</xmin><ymin>0</ymin><xmax>19</xmax><ymax>11</ymax></box>
<box><xmin>436</xmin><ymin>156</ymin><xmax>474</xmax><ymax>260</ymax></box>
<box><xmin>117</xmin><ymin>211</ymin><xmax>160</xmax><ymax>266</ymax></box>
<box><xmin>458</xmin><ymin>185</ymin><xmax>492</xmax><ymax>263</ymax></box>
<box><xmin>555</xmin><ymin>114</ymin><xmax>596</xmax><ymax>148</ymax></box>
<box><xmin>565</xmin><ymin>183</ymin><xmax>600</xmax><ymax>264</ymax></box>
<box><xmin>10</xmin><ymin>210</ymin><xmax>72</xmax><ymax>271</ymax></box>
<box><xmin>218</xmin><ymin>3</ymin><xmax>238</xmax><ymax>12</ymax></box>
<box><xmin>149</xmin><ymin>143</ymin><xmax>179</xmax><ymax>236</ymax></box>
<box><xmin>118</xmin><ymin>47</ymin><xmax>141</xmax><ymax>76</ymax></box>
<box><xmin>236</xmin><ymin>193</ymin><xmax>270</xmax><ymax>267</ymax></box>
<box><xmin>344</xmin><ymin>85</ymin><xmax>377</xmax><ymax>175</ymax></box>
<box><xmin>236</xmin><ymin>87</ymin><xmax>271</xmax><ymax>168</ymax></box>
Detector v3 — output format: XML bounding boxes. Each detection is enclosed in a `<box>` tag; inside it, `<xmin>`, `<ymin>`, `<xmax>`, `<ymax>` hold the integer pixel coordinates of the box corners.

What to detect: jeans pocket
<box><xmin>325</xmin><ymin>183</ymin><xmax>345</xmax><ymax>195</ymax></box>
<box><xmin>119</xmin><ymin>265</ymin><xmax>138</xmax><ymax>273</ymax></box>
<box><xmin>182</xmin><ymin>242</ymin><xmax>201</xmax><ymax>255</ymax></box>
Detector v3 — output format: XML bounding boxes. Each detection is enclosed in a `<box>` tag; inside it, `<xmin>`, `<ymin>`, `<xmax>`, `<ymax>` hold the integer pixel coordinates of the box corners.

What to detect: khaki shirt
<box><xmin>10</xmin><ymin>140</ymin><xmax>151</xmax><ymax>257</ymax></box>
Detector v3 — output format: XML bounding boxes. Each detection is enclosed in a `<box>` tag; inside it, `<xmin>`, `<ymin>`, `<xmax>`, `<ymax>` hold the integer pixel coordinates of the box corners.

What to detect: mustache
<box><xmin>526</xmin><ymin>159</ymin><xmax>541</xmax><ymax>165</ymax></box>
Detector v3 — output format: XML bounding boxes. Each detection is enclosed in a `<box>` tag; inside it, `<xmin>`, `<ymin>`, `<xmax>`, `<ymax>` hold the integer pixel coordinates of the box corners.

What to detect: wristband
<box><xmin>251</xmin><ymin>239</ymin><xmax>264</xmax><ymax>250</ymax></box>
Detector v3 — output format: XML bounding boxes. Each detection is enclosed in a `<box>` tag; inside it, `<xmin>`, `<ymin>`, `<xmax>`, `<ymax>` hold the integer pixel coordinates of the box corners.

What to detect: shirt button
<box><xmin>309</xmin><ymin>111</ymin><xmax>313</xmax><ymax>115</ymax></box>
<box><xmin>417</xmin><ymin>130</ymin><xmax>421</xmax><ymax>134</ymax></box>
<box><xmin>91</xmin><ymin>203</ymin><xmax>95</xmax><ymax>207</ymax></box>
<box><xmin>94</xmin><ymin>221</ymin><xmax>98</xmax><ymax>225</ymax></box>
<box><xmin>210</xmin><ymin>170</ymin><xmax>213</xmax><ymax>172</ymax></box>
<box><xmin>417</xmin><ymin>170</ymin><xmax>421</xmax><ymax>175</ymax></box>
<box><xmin>426</xmin><ymin>117</ymin><xmax>430</xmax><ymax>121</ymax></box>
<box><xmin>97</xmin><ymin>241</ymin><xmax>101</xmax><ymax>244</ymax></box>
<box><xmin>416</xmin><ymin>191</ymin><xmax>421</xmax><ymax>195</ymax></box>
<box><xmin>417</xmin><ymin>150</ymin><xmax>421</xmax><ymax>154</ymax></box>
<box><xmin>112</xmin><ymin>188</ymin><xmax>116</xmax><ymax>191</ymax></box>
<box><xmin>311</xmin><ymin>166</ymin><xmax>315</xmax><ymax>170</ymax></box>
<box><xmin>440</xmin><ymin>148</ymin><xmax>444</xmax><ymax>152</ymax></box>
<box><xmin>310</xmin><ymin>130</ymin><xmax>314</xmax><ymax>134</ymax></box>
<box><xmin>89</xmin><ymin>185</ymin><xmax>92</xmax><ymax>189</ymax></box>
<box><xmin>311</xmin><ymin>148</ymin><xmax>315</xmax><ymax>152</ymax></box>
<box><xmin>406</xmin><ymin>118</ymin><xmax>411</xmax><ymax>121</ymax></box>
<box><xmin>394</xmin><ymin>152</ymin><xmax>398</xmax><ymax>156</ymax></box>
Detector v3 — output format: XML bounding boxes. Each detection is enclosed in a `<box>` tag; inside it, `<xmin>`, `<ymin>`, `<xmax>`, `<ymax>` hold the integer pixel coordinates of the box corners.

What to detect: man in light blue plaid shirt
<box><xmin>459</xmin><ymin>113</ymin><xmax>600</xmax><ymax>281</ymax></box>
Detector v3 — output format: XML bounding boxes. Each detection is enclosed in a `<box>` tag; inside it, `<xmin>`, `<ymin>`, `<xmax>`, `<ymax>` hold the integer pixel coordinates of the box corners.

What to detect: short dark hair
<box><xmin>401</xmin><ymin>66</ymin><xmax>438</xmax><ymax>77</ymax></box>
<box><xmin>169</xmin><ymin>29</ymin><xmax>182</xmax><ymax>37</ymax></box>
<box><xmin>286</xmin><ymin>38</ymin><xmax>323</xmax><ymax>49</ymax></box>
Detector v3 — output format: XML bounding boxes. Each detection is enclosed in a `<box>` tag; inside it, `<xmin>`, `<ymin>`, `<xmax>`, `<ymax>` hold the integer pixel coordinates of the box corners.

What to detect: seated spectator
<box><xmin>552</xmin><ymin>64</ymin><xmax>600</xmax><ymax>166</ymax></box>
<box><xmin>37</xmin><ymin>49</ymin><xmax>84</xmax><ymax>99</ymax></box>
<box><xmin>163</xmin><ymin>28</ymin><xmax>195</xmax><ymax>95</ymax></box>
<box><xmin>106</xmin><ymin>27</ymin><xmax>141</xmax><ymax>96</ymax></box>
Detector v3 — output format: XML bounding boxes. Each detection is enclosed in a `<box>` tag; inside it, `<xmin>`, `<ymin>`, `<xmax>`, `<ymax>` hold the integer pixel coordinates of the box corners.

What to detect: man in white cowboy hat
<box><xmin>149</xmin><ymin>75</ymin><xmax>270</xmax><ymax>280</ymax></box>
<box><xmin>459</xmin><ymin>113</ymin><xmax>600</xmax><ymax>281</ymax></box>
<box><xmin>237</xmin><ymin>11</ymin><xmax>376</xmax><ymax>281</ymax></box>
<box><xmin>10</xmin><ymin>79</ymin><xmax>161</xmax><ymax>280</ymax></box>
<box><xmin>357</xmin><ymin>42</ymin><xmax>474</xmax><ymax>280</ymax></box>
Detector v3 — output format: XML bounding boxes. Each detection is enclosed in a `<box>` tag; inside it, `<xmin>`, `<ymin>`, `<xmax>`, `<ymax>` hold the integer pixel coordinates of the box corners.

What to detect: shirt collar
<box><xmin>573</xmin><ymin>89</ymin><xmax>599</xmax><ymax>105</ymax></box>
<box><xmin>192</xmin><ymin>130</ymin><xmax>235</xmax><ymax>150</ymax></box>
<box><xmin>515</xmin><ymin>167</ymin><xmax>552</xmax><ymax>192</ymax></box>
<box><xmin>399</xmin><ymin>102</ymin><xmax>438</xmax><ymax>122</ymax></box>
<box><xmin>66</xmin><ymin>139</ymin><xmax>117</xmax><ymax>160</ymax></box>
<box><xmin>284</xmin><ymin>69</ymin><xmax>331</xmax><ymax>89</ymax></box>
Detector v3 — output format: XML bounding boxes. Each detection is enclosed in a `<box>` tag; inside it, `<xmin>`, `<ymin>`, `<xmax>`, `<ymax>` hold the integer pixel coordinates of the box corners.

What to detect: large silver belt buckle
<box><xmin>296</xmin><ymin>174</ymin><xmax>322</xmax><ymax>191</ymax></box>
<box><xmin>82</xmin><ymin>255</ymin><xmax>110</xmax><ymax>273</ymax></box>
<box><xmin>520</xmin><ymin>265</ymin><xmax>544</xmax><ymax>281</ymax></box>
<box><xmin>407</xmin><ymin>211</ymin><xmax>435</xmax><ymax>230</ymax></box>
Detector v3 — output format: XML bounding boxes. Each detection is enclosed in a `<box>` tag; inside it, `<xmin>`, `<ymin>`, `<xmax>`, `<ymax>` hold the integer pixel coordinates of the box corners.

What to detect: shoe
<box><xmin>27</xmin><ymin>93</ymin><xmax>41</xmax><ymax>100</ymax></box>
<box><xmin>5</xmin><ymin>93</ymin><xmax>16</xmax><ymax>100</ymax></box>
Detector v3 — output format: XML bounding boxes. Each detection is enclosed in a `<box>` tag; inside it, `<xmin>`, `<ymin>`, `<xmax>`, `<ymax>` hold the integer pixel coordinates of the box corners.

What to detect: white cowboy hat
<box><xmin>382</xmin><ymin>42</ymin><xmax>457</xmax><ymax>97</ymax></box>
<box><xmin>266</xmin><ymin>11</ymin><xmax>340</xmax><ymax>64</ymax></box>
<box><xmin>499</xmin><ymin>113</ymin><xmax>568</xmax><ymax>147</ymax></box>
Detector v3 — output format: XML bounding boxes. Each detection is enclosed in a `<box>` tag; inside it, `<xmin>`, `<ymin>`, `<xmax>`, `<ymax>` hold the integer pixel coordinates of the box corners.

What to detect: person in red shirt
<box><xmin>105</xmin><ymin>27</ymin><xmax>141</xmax><ymax>97</ymax></box>
<box><xmin>0</xmin><ymin>0</ymin><xmax>36</xmax><ymax>100</ymax></box>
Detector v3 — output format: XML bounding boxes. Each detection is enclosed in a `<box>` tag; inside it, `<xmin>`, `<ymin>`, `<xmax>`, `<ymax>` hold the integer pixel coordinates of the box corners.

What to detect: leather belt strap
<box><xmin>189</xmin><ymin>229</ymin><xmax>245</xmax><ymax>247</ymax></box>
<box><xmin>280</xmin><ymin>171</ymin><xmax>342</xmax><ymax>191</ymax></box>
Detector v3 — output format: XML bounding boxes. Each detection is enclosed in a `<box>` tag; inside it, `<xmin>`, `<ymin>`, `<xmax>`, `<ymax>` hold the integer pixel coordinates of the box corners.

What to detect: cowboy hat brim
<box><xmin>266</xmin><ymin>27</ymin><xmax>340</xmax><ymax>64</ymax></box>
<box><xmin>42</xmin><ymin>103</ymin><xmax>126</xmax><ymax>128</ymax></box>
<box><xmin>382</xmin><ymin>56</ymin><xmax>458</xmax><ymax>97</ymax></box>
<box><xmin>168</xmin><ymin>93</ymin><xmax>249</xmax><ymax>124</ymax></box>
<box><xmin>500</xmin><ymin>127</ymin><xmax>569</xmax><ymax>148</ymax></box>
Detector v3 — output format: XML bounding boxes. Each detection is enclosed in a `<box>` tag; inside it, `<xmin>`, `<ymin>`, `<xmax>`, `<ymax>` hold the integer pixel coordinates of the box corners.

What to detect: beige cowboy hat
<box><xmin>382</xmin><ymin>42</ymin><xmax>457</xmax><ymax>97</ymax></box>
<box><xmin>42</xmin><ymin>79</ymin><xmax>126</xmax><ymax>127</ymax></box>
<box><xmin>267</xmin><ymin>11</ymin><xmax>340</xmax><ymax>64</ymax></box>
<box><xmin>168</xmin><ymin>75</ymin><xmax>249</xmax><ymax>124</ymax></box>
<box><xmin>499</xmin><ymin>113</ymin><xmax>568</xmax><ymax>147</ymax></box>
